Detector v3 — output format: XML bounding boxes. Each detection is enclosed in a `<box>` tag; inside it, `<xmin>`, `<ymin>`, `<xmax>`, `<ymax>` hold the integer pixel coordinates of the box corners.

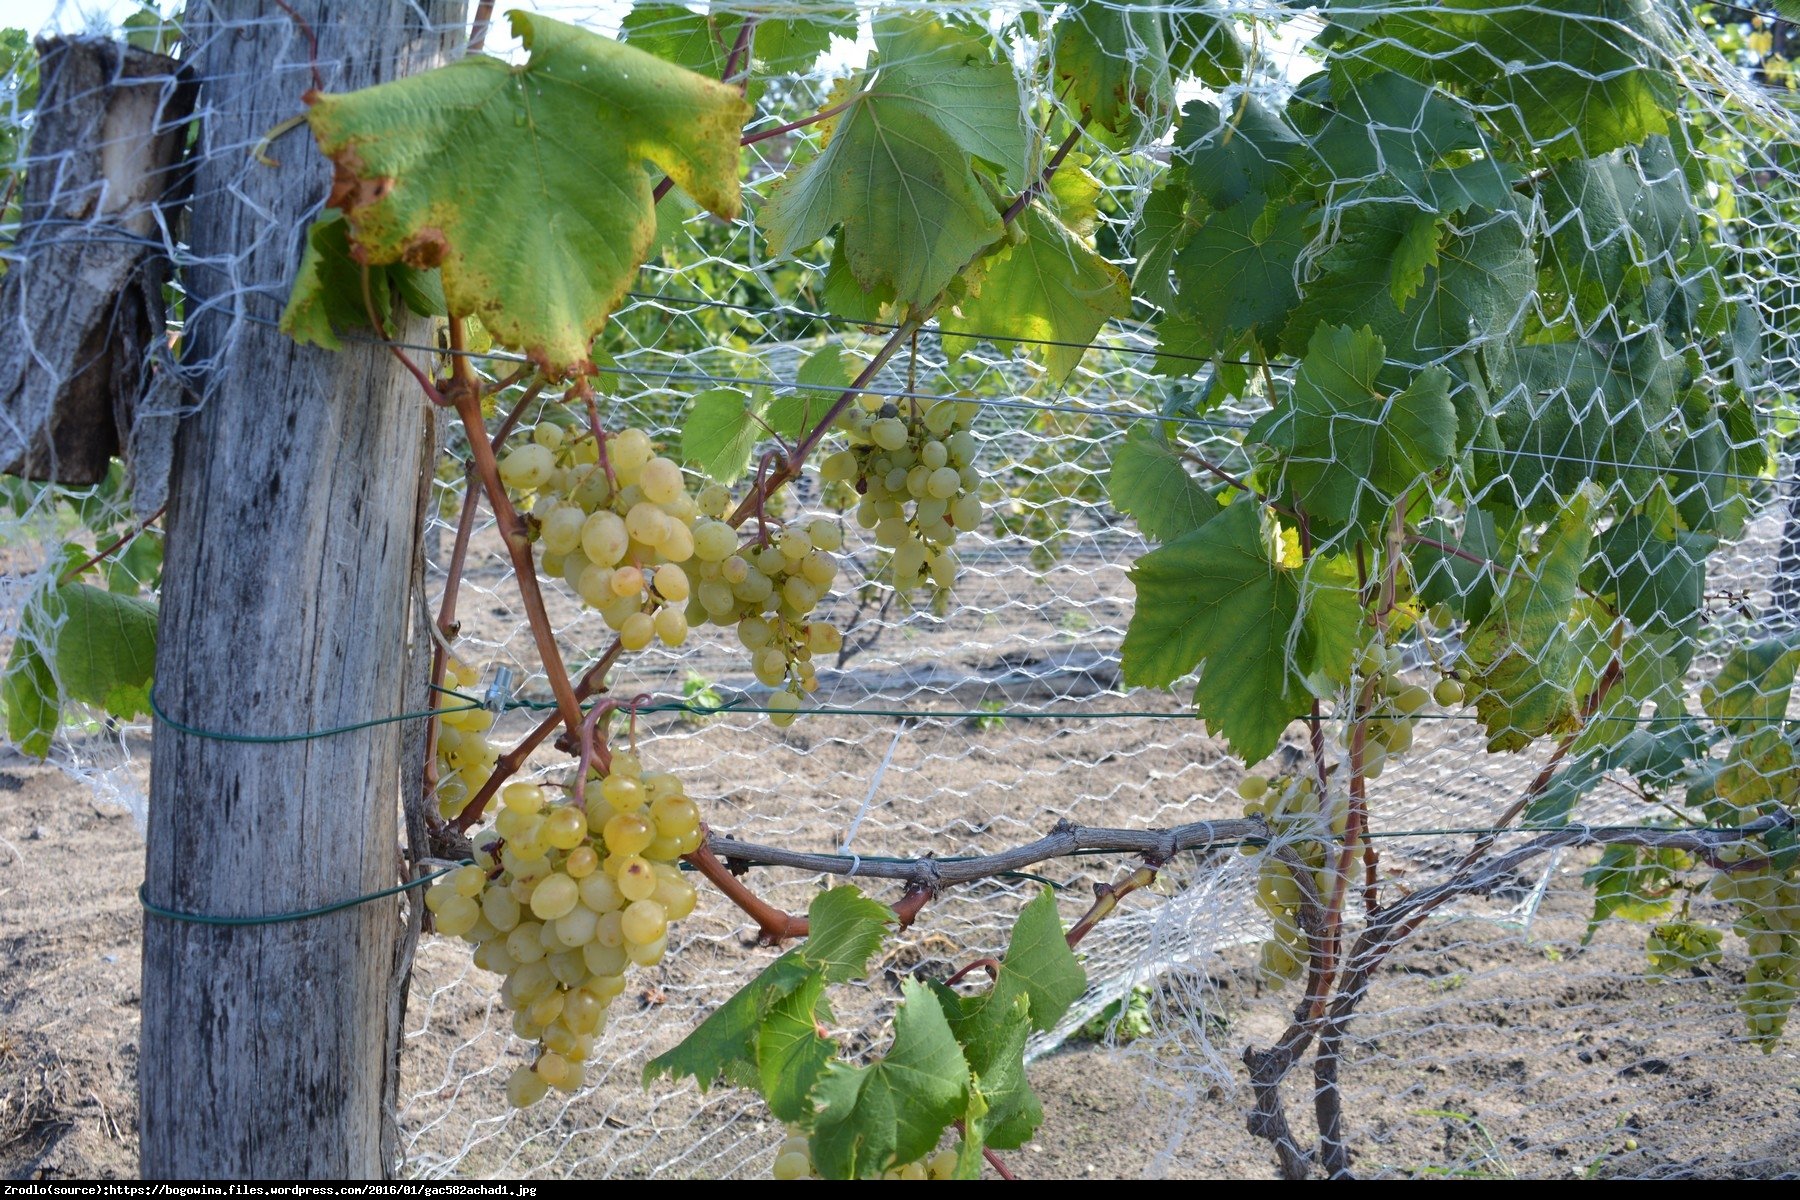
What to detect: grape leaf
<box><xmin>757</xmin><ymin>974</ymin><xmax>836</xmax><ymax>1123</ymax></box>
<box><xmin>1298</xmin><ymin>71</ymin><xmax>1484</xmax><ymax>195</ymax></box>
<box><xmin>642</xmin><ymin>951</ymin><xmax>814</xmax><ymax>1091</ymax></box>
<box><xmin>807</xmin><ymin>979</ymin><xmax>970</xmax><ymax>1179</ymax></box>
<box><xmin>1541</xmin><ymin>143</ymin><xmax>1695</xmax><ymax>325</ymax></box>
<box><xmin>795</xmin><ymin>885</ymin><xmax>895</xmax><ymax>982</ymax></box>
<box><xmin>938</xmin><ymin>168</ymin><xmax>1131</xmax><ymax>381</ymax></box>
<box><xmin>1412</xmin><ymin>509</ymin><xmax>1500</xmax><ymax>626</ymax></box>
<box><xmin>1586</xmin><ymin>517</ymin><xmax>1715</xmax><ymax>637</ymax></box>
<box><xmin>1462</xmin><ymin>485</ymin><xmax>1599</xmax><ymax>751</ymax></box>
<box><xmin>620</xmin><ymin>3</ymin><xmax>852</xmax><ymax>76</ymax></box>
<box><xmin>1248</xmin><ymin>324</ymin><xmax>1456</xmax><ymax>535</ymax></box>
<box><xmin>1054</xmin><ymin>0</ymin><xmax>1174</xmax><ymax>135</ymax></box>
<box><xmin>645</xmin><ymin>886</ymin><xmax>890</xmax><ymax>1090</ymax></box>
<box><xmin>1389</xmin><ymin>209</ymin><xmax>1441</xmax><ymax>308</ymax></box>
<box><xmin>280</xmin><ymin>210</ymin><xmax>445</xmax><ymax>350</ymax></box>
<box><xmin>681</xmin><ymin>387</ymin><xmax>768</xmax><ymax>483</ymax></box>
<box><xmin>1174</xmin><ymin>97</ymin><xmax>1305</xmax><ymax>212</ymax></box>
<box><xmin>1338</xmin><ymin>0</ymin><xmax>1671</xmax><ymax>161</ymax></box>
<box><xmin>1122</xmin><ymin>501</ymin><xmax>1361</xmax><ymax>764</ymax></box>
<box><xmin>1281</xmin><ymin>201</ymin><xmax>1533</xmax><ymax>364</ymax></box>
<box><xmin>1702</xmin><ymin>636</ymin><xmax>1800</xmax><ymax>736</ymax></box>
<box><xmin>760</xmin><ymin>15</ymin><xmax>1028</xmax><ymax>308</ymax></box>
<box><xmin>766</xmin><ymin>346</ymin><xmax>855</xmax><ymax>440</ymax></box>
<box><xmin>929</xmin><ymin>982</ymin><xmax>1038</xmax><ymax>1150</ymax></box>
<box><xmin>1</xmin><ymin>582</ymin><xmax>158</xmax><ymax>759</ymax></box>
<box><xmin>2</xmin><ymin>636</ymin><xmax>56</xmax><ymax>758</ymax></box>
<box><xmin>1164</xmin><ymin>8</ymin><xmax>1246</xmax><ymax>88</ymax></box>
<box><xmin>1131</xmin><ymin>184</ymin><xmax>1192</xmax><ymax>314</ymax></box>
<box><xmin>303</xmin><ymin>12</ymin><xmax>750</xmax><ymax>374</ymax></box>
<box><xmin>998</xmin><ymin>885</ymin><xmax>1086</xmax><ymax>1034</ymax></box>
<box><xmin>1167</xmin><ymin>198</ymin><xmax>1312</xmax><ymax>356</ymax></box>
<box><xmin>1107</xmin><ymin>426</ymin><xmax>1218</xmax><ymax>542</ymax></box>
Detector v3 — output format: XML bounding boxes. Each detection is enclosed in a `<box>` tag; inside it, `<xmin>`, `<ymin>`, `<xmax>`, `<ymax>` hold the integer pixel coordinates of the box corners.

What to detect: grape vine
<box><xmin>196</xmin><ymin>0</ymin><xmax>1800</xmax><ymax>1180</ymax></box>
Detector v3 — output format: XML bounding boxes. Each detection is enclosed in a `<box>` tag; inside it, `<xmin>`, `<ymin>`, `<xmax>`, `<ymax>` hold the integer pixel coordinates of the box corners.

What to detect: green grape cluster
<box><xmin>1644</xmin><ymin>920</ymin><xmax>1724</xmax><ymax>976</ymax></box>
<box><xmin>502</xmin><ymin>424</ymin><xmax>699</xmax><ymax>652</ymax></box>
<box><xmin>1707</xmin><ymin>862</ymin><xmax>1800</xmax><ymax>1048</ymax></box>
<box><xmin>772</xmin><ymin>1128</ymin><xmax>960</xmax><ymax>1180</ymax></box>
<box><xmin>819</xmin><ymin>396</ymin><xmax>982</xmax><ymax>594</ymax></box>
<box><xmin>686</xmin><ymin>503</ymin><xmax>844</xmax><ymax>728</ymax></box>
<box><xmin>1237</xmin><ymin>771</ymin><xmax>1348</xmax><ymax>987</ymax></box>
<box><xmin>424</xmin><ymin>755</ymin><xmax>702</xmax><ymax>1106</ymax></box>
<box><xmin>1338</xmin><ymin>641</ymin><xmax>1465</xmax><ymax>779</ymax></box>
<box><xmin>434</xmin><ymin>658</ymin><xmax>497</xmax><ymax>821</ymax></box>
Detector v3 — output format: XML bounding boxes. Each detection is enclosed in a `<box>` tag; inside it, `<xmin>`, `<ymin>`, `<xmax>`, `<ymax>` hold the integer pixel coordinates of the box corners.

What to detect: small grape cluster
<box><xmin>1644</xmin><ymin>920</ymin><xmax>1724</xmax><ymax>976</ymax></box>
<box><xmin>424</xmin><ymin>754</ymin><xmax>701</xmax><ymax>1106</ymax></box>
<box><xmin>434</xmin><ymin>659</ymin><xmax>498</xmax><ymax>821</ymax></box>
<box><xmin>772</xmin><ymin>1129</ymin><xmax>961</xmax><ymax>1180</ymax></box>
<box><xmin>1708</xmin><ymin>865</ymin><xmax>1800</xmax><ymax>1047</ymax></box>
<box><xmin>819</xmin><ymin>397</ymin><xmax>982</xmax><ymax>594</ymax></box>
<box><xmin>687</xmin><ymin>509</ymin><xmax>845</xmax><ymax>727</ymax></box>
<box><xmin>1338</xmin><ymin>641</ymin><xmax>1465</xmax><ymax>779</ymax></box>
<box><xmin>1236</xmin><ymin>771</ymin><xmax>1347</xmax><ymax>987</ymax></box>
<box><xmin>502</xmin><ymin>424</ymin><xmax>698</xmax><ymax>651</ymax></box>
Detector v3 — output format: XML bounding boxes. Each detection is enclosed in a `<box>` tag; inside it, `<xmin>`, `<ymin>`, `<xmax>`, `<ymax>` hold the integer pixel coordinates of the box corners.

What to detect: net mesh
<box><xmin>2</xmin><ymin>0</ymin><xmax>1799</xmax><ymax>1181</ymax></box>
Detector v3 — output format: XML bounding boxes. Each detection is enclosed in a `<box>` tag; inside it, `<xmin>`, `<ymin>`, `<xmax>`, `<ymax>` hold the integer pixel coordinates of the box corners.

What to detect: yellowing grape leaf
<box><xmin>1122</xmin><ymin>501</ymin><xmax>1360</xmax><ymax>764</ymax></box>
<box><xmin>2</xmin><ymin>581</ymin><xmax>158</xmax><ymax>758</ymax></box>
<box><xmin>760</xmin><ymin>14</ymin><xmax>1028</xmax><ymax>309</ymax></box>
<box><xmin>302</xmin><ymin>12</ymin><xmax>750</xmax><ymax>375</ymax></box>
<box><xmin>1054</xmin><ymin>0</ymin><xmax>1175</xmax><ymax>135</ymax></box>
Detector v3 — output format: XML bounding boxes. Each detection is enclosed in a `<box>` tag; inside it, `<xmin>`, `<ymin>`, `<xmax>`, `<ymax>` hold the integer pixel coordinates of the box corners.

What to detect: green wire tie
<box><xmin>138</xmin><ymin>863</ymin><xmax>466</xmax><ymax>927</ymax></box>
<box><xmin>150</xmin><ymin>687</ymin><xmax>481</xmax><ymax>744</ymax></box>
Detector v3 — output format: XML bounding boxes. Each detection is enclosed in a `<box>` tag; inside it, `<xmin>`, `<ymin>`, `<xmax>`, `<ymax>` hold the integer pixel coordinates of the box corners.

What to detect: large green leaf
<box><xmin>1054</xmin><ymin>0</ymin><xmax>1174</xmax><ymax>135</ymax></box>
<box><xmin>1122</xmin><ymin>502</ymin><xmax>1361</xmax><ymax>763</ymax></box>
<box><xmin>1174</xmin><ymin>97</ymin><xmax>1305</xmax><ymax>212</ymax></box>
<box><xmin>2</xmin><ymin>636</ymin><xmax>56</xmax><ymax>758</ymax></box>
<box><xmin>1483</xmin><ymin>331</ymin><xmax>1680</xmax><ymax>515</ymax></box>
<box><xmin>995</xmin><ymin>886</ymin><xmax>1085</xmax><ymax>1034</ymax></box>
<box><xmin>807</xmin><ymin>980</ymin><xmax>970</xmax><ymax>1179</ymax></box>
<box><xmin>1167</xmin><ymin>199</ymin><xmax>1312</xmax><ymax>356</ymax></box>
<box><xmin>1462</xmin><ymin>487</ymin><xmax>1599</xmax><ymax>751</ymax></box>
<box><xmin>1337</xmin><ymin>0</ymin><xmax>1671</xmax><ymax>161</ymax></box>
<box><xmin>1282</xmin><ymin>201</ymin><xmax>1533</xmax><ymax>364</ymax></box>
<box><xmin>1248</xmin><ymin>324</ymin><xmax>1456</xmax><ymax>534</ymax></box>
<box><xmin>1412</xmin><ymin>509</ymin><xmax>1500</xmax><ymax>626</ymax></box>
<box><xmin>303</xmin><ymin>12</ymin><xmax>749</xmax><ymax>374</ymax></box>
<box><xmin>1540</xmin><ymin>142</ymin><xmax>1695</xmax><ymax>325</ymax></box>
<box><xmin>796</xmin><ymin>885</ymin><xmax>895</xmax><ymax>982</ymax></box>
<box><xmin>760</xmin><ymin>15</ymin><xmax>1028</xmax><ymax>309</ymax></box>
<box><xmin>1298</xmin><ymin>71</ymin><xmax>1484</xmax><ymax>195</ymax></box>
<box><xmin>1585</xmin><ymin>517</ymin><xmax>1714</xmax><ymax>637</ymax></box>
<box><xmin>620</xmin><ymin>3</ymin><xmax>853</xmax><ymax>76</ymax></box>
<box><xmin>939</xmin><ymin>167</ymin><xmax>1131</xmax><ymax>381</ymax></box>
<box><xmin>1107</xmin><ymin>426</ymin><xmax>1219</xmax><ymax>543</ymax></box>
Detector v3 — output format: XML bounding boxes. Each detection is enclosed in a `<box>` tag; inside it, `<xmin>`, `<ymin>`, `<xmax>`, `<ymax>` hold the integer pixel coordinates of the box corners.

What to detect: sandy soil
<box><xmin>3</xmin><ymin>737</ymin><xmax>1798</xmax><ymax>1181</ymax></box>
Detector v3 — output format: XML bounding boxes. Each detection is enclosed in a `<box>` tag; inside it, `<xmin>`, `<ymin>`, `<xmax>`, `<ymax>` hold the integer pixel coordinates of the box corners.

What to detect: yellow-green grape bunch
<box><xmin>423</xmin><ymin>754</ymin><xmax>703</xmax><ymax>1106</ymax></box>
<box><xmin>686</xmin><ymin>498</ymin><xmax>844</xmax><ymax>728</ymax></box>
<box><xmin>501</xmin><ymin>423</ymin><xmax>698</xmax><ymax>652</ymax></box>
<box><xmin>1707</xmin><ymin>860</ymin><xmax>1800</xmax><ymax>1048</ymax></box>
<box><xmin>433</xmin><ymin>658</ymin><xmax>498</xmax><ymax>821</ymax></box>
<box><xmin>1339</xmin><ymin>641</ymin><xmax>1465</xmax><ymax>779</ymax></box>
<box><xmin>818</xmin><ymin>396</ymin><xmax>982</xmax><ymax>595</ymax></box>
<box><xmin>771</xmin><ymin>1128</ymin><xmax>961</xmax><ymax>1180</ymax></box>
<box><xmin>1237</xmin><ymin>771</ymin><xmax>1347</xmax><ymax>988</ymax></box>
<box><xmin>1644</xmin><ymin>920</ymin><xmax>1724</xmax><ymax>976</ymax></box>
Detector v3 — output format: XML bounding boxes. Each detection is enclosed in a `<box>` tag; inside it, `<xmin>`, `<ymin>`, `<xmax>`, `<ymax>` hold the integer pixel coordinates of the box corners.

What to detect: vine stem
<box><xmin>58</xmin><ymin>503</ymin><xmax>167</xmax><ymax>585</ymax></box>
<box><xmin>740</xmin><ymin>92</ymin><xmax>862</xmax><ymax>147</ymax></box>
<box><xmin>1179</xmin><ymin>450</ymin><xmax>1293</xmax><ymax>516</ymax></box>
<box><xmin>444</xmin><ymin>319</ymin><xmax>583</xmax><ymax>735</ymax></box>
<box><xmin>653</xmin><ymin>17</ymin><xmax>757</xmax><ymax>202</ymax></box>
